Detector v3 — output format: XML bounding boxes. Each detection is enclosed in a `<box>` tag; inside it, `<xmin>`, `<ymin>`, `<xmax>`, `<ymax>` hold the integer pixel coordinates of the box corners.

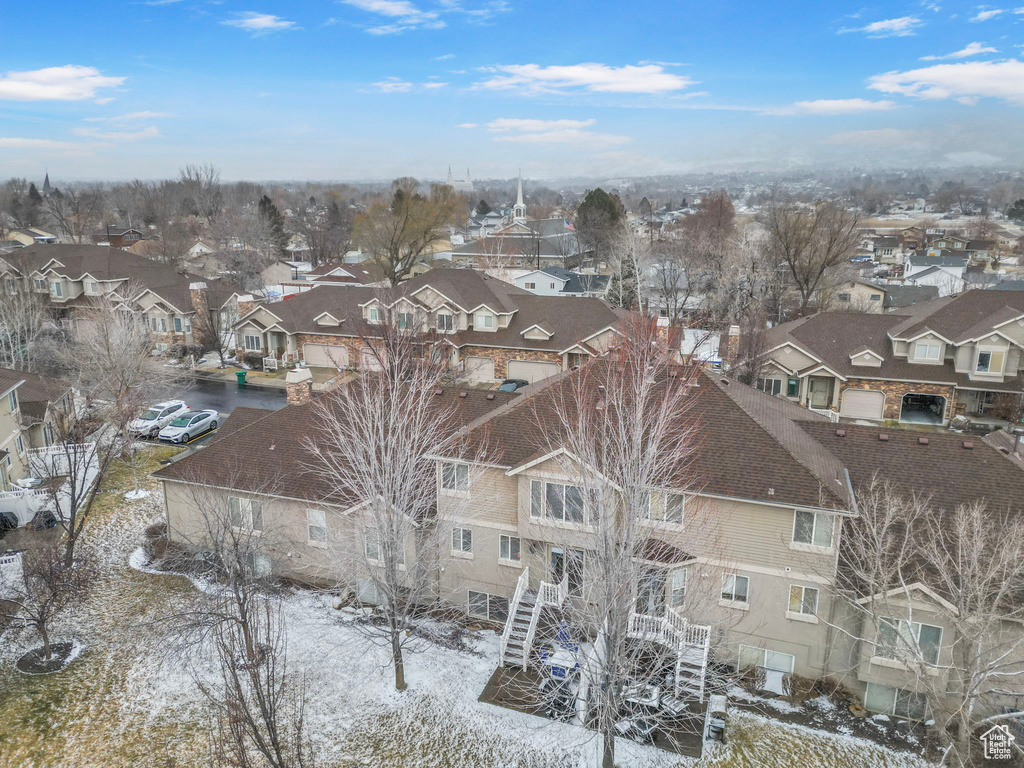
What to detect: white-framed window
<box><xmin>876</xmin><ymin>617</ymin><xmax>942</xmax><ymax>666</ymax></box>
<box><xmin>525</xmin><ymin>282</ymin><xmax>536</xmax><ymax>290</ymax></box>
<box><xmin>788</xmin><ymin>585</ymin><xmax>819</xmax><ymax>618</ymax></box>
<box><xmin>756</xmin><ymin>378</ymin><xmax>783</xmax><ymax>396</ymax></box>
<box><xmin>368</xmin><ymin>307</ymin><xmax>380</xmax><ymax>323</ymax></box>
<box><xmin>86</xmin><ymin>281</ymin><xmax>99</xmax><ymax>294</ymax></box>
<box><xmin>244</xmin><ymin>335</ymin><xmax>261</xmax><ymax>351</ymax></box>
<box><xmin>174</xmin><ymin>317</ymin><xmax>183</xmax><ymax>333</ymax></box>
<box><xmin>976</xmin><ymin>349</ymin><xmax>1005</xmax><ymax>374</ymax></box>
<box><xmin>397</xmin><ymin>311</ymin><xmax>414</xmax><ymax>330</ymax></box>
<box><xmin>792</xmin><ymin>510</ymin><xmax>833</xmax><ymax>549</ymax></box>
<box><xmin>306</xmin><ymin>509</ymin><xmax>327</xmax><ymax>544</ymax></box>
<box><xmin>670</xmin><ymin>568</ymin><xmax>687</xmax><ymax>607</ymax></box>
<box><xmin>33</xmin><ymin>278</ymin><xmax>46</xmax><ymax>291</ymax></box>
<box><xmin>914</xmin><ymin>342</ymin><xmax>941</xmax><ymax>361</ymax></box>
<box><xmin>365</xmin><ymin>531</ymin><xmax>380</xmax><ymax>561</ymax></box>
<box><xmin>436</xmin><ymin>313</ymin><xmax>454</xmax><ymax>332</ymax></box>
<box><xmin>440</xmin><ymin>462</ymin><xmax>469</xmax><ymax>494</ymax></box>
<box><xmin>721</xmin><ymin>573</ymin><xmax>749</xmax><ymax>604</ymax></box>
<box><xmin>51</xmin><ymin>281</ymin><xmax>62</xmax><ymax>297</ymax></box>
<box><xmin>452</xmin><ymin>526</ymin><xmax>472</xmax><ymax>555</ymax></box>
<box><xmin>649</xmin><ymin>491</ymin><xmax>684</xmax><ymax>524</ymax></box>
<box><xmin>468</xmin><ymin>590</ymin><xmax>509</xmax><ymax>622</ymax></box>
<box><xmin>228</xmin><ymin>497</ymin><xmax>264</xmax><ymax>532</ymax></box>
<box><xmin>499</xmin><ymin>534</ymin><xmax>521</xmax><ymax>563</ymax></box>
<box><xmin>530</xmin><ymin>479</ymin><xmax>588</xmax><ymax>524</ymax></box>
<box><xmin>15</xmin><ymin>434</ymin><xmax>24</xmax><ymax>456</ymax></box>
<box><xmin>7</xmin><ymin>390</ymin><xmax>17</xmax><ymax>412</ymax></box>
<box><xmin>838</xmin><ymin>293</ymin><xmax>851</xmax><ymax>303</ymax></box>
<box><xmin>739</xmin><ymin>645</ymin><xmax>795</xmax><ymax>674</ymax></box>
<box><xmin>864</xmin><ymin>682</ymin><xmax>928</xmax><ymax>720</ymax></box>
<box><xmin>474</xmin><ymin>312</ymin><xmax>495</xmax><ymax>329</ymax></box>
<box><xmin>159</xmin><ymin>317</ymin><xmax>167</xmax><ymax>332</ymax></box>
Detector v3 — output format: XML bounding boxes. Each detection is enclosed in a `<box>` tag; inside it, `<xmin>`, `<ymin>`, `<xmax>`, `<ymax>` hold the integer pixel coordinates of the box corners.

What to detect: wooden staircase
<box><xmin>499</xmin><ymin>566</ymin><xmax>570</xmax><ymax>668</ymax></box>
<box><xmin>628</xmin><ymin>611</ymin><xmax>712</xmax><ymax>703</ymax></box>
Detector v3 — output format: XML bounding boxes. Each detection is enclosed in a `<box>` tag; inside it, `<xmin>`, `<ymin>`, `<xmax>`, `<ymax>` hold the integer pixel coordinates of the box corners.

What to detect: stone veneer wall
<box><xmin>458</xmin><ymin>344</ymin><xmax>562</xmax><ymax>379</ymax></box>
<box><xmin>841</xmin><ymin>378</ymin><xmax>956</xmax><ymax>421</ymax></box>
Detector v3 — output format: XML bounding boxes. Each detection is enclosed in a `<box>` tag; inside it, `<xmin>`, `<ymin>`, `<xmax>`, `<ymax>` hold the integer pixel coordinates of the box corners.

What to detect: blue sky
<box><xmin>1</xmin><ymin>0</ymin><xmax>1023</xmax><ymax>181</ymax></box>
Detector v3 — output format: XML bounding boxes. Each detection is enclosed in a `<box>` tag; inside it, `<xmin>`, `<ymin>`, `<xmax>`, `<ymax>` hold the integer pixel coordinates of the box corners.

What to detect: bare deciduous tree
<box><xmin>46</xmin><ymin>186</ymin><xmax>104</xmax><ymax>243</ymax></box>
<box><xmin>0</xmin><ymin>272</ymin><xmax>53</xmax><ymax>371</ymax></box>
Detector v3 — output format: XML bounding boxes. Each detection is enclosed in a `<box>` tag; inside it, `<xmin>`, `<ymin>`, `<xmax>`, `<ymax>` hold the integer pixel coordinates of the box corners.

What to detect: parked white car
<box><xmin>128</xmin><ymin>400</ymin><xmax>189</xmax><ymax>438</ymax></box>
<box><xmin>158</xmin><ymin>409</ymin><xmax>220</xmax><ymax>444</ymax></box>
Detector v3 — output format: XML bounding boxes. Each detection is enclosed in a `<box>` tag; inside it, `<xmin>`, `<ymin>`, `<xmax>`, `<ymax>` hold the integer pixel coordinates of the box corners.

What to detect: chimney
<box><xmin>1014</xmin><ymin>428</ymin><xmax>1023</xmax><ymax>456</ymax></box>
<box><xmin>236</xmin><ymin>293</ymin><xmax>256</xmax><ymax>317</ymax></box>
<box><xmin>189</xmin><ymin>281</ymin><xmax>208</xmax><ymax>315</ymax></box>
<box><xmin>285</xmin><ymin>367</ymin><xmax>313</xmax><ymax>406</ymax></box>
<box><xmin>721</xmin><ymin>324</ymin><xmax>741</xmax><ymax>367</ymax></box>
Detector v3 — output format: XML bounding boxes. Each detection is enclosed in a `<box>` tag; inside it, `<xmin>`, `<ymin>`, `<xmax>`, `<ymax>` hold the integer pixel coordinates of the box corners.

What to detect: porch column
<box><xmin>830</xmin><ymin>379</ymin><xmax>841</xmax><ymax>409</ymax></box>
<box><xmin>798</xmin><ymin>375</ymin><xmax>809</xmax><ymax>406</ymax></box>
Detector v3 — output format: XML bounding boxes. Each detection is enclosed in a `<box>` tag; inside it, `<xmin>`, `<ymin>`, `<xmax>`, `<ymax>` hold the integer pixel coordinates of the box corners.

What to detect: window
<box><xmin>870</xmin><ymin>294</ymin><xmax>881</xmax><ymax>302</ymax></box>
<box><xmin>368</xmin><ymin>307</ymin><xmax>380</xmax><ymax>323</ymax></box>
<box><xmin>877</xmin><ymin>618</ymin><xmax>942</xmax><ymax>665</ymax></box>
<box><xmin>244</xmin><ymin>335</ymin><xmax>261</xmax><ymax>351</ymax></box>
<box><xmin>721</xmin><ymin>573</ymin><xmax>749</xmax><ymax>603</ymax></box>
<box><xmin>786</xmin><ymin>378</ymin><xmax>800</xmax><ymax>398</ymax></box>
<box><xmin>307</xmin><ymin>509</ymin><xmax>327</xmax><ymax>543</ymax></box>
<box><xmin>15</xmin><ymin>435</ymin><xmax>24</xmax><ymax>456</ymax></box>
<box><xmin>788</xmin><ymin>585</ymin><xmax>819</xmax><ymax>617</ymax></box>
<box><xmin>452</xmin><ymin>526</ymin><xmax>472</xmax><ymax>554</ymax></box>
<box><xmin>440</xmin><ymin>462</ymin><xmax>469</xmax><ymax>493</ymax></box>
<box><xmin>738</xmin><ymin>645</ymin><xmax>795</xmax><ymax>673</ymax></box>
<box><xmin>365</xmin><ymin>531</ymin><xmax>380</xmax><ymax>561</ymax></box>
<box><xmin>499</xmin><ymin>534</ymin><xmax>521</xmax><ymax>563</ymax></box>
<box><xmin>44</xmin><ymin>425</ymin><xmax>53</xmax><ymax>446</ymax></box>
<box><xmin>670</xmin><ymin>569</ymin><xmax>687</xmax><ymax>607</ymax></box>
<box><xmin>864</xmin><ymin>683</ymin><xmax>928</xmax><ymax>720</ymax></box>
<box><xmin>475</xmin><ymin>313</ymin><xmax>495</xmax><ymax>329</ymax></box>
<box><xmin>397</xmin><ymin>311</ymin><xmax>414</xmax><ymax>330</ymax></box>
<box><xmin>174</xmin><ymin>317</ymin><xmax>183</xmax><ymax>333</ymax></box>
<box><xmin>649</xmin><ymin>491</ymin><xmax>684</xmax><ymax>524</ymax></box>
<box><xmin>915</xmin><ymin>342</ymin><xmax>940</xmax><ymax>361</ymax></box>
<box><xmin>976</xmin><ymin>350</ymin><xmax>1004</xmax><ymax>374</ymax></box>
<box><xmin>51</xmin><ymin>281</ymin><xmax>62</xmax><ymax>297</ymax></box>
<box><xmin>540</xmin><ymin>481</ymin><xmax>586</xmax><ymax>524</ymax></box>
<box><xmin>34</xmin><ymin>278</ymin><xmax>46</xmax><ymax>291</ymax></box>
<box><xmin>436</xmin><ymin>313</ymin><xmax>454</xmax><ymax>332</ymax></box>
<box><xmin>7</xmin><ymin>390</ymin><xmax>17</xmax><ymax>412</ymax></box>
<box><xmin>87</xmin><ymin>281</ymin><xmax>98</xmax><ymax>294</ymax></box>
<box><xmin>468</xmin><ymin>591</ymin><xmax>509</xmax><ymax>622</ymax></box>
<box><xmin>838</xmin><ymin>293</ymin><xmax>851</xmax><ymax>302</ymax></box>
<box><xmin>228</xmin><ymin>497</ymin><xmax>264</xmax><ymax>531</ymax></box>
<box><xmin>756</xmin><ymin>378</ymin><xmax>782</xmax><ymax>396</ymax></box>
<box><xmin>792</xmin><ymin>510</ymin><xmax>833</xmax><ymax>549</ymax></box>
<box><xmin>549</xmin><ymin>282</ymin><xmax>556</xmax><ymax>290</ymax></box>
<box><xmin>158</xmin><ymin>317</ymin><xmax>167</xmax><ymax>332</ymax></box>
<box><xmin>525</xmin><ymin>282</ymin><xmax>536</xmax><ymax>290</ymax></box>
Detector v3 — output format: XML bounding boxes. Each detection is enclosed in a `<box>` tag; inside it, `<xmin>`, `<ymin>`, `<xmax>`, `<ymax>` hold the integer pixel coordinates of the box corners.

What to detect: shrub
<box><xmin>165</xmin><ymin>342</ymin><xmax>188</xmax><ymax>361</ymax></box>
<box><xmin>240</xmin><ymin>351</ymin><xmax>265</xmax><ymax>370</ymax></box>
<box><xmin>812</xmin><ymin>676</ymin><xmax>858</xmax><ymax>707</ymax></box>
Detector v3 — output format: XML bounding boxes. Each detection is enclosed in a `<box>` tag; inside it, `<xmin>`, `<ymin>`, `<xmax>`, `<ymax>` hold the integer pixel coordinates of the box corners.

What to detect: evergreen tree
<box><xmin>1008</xmin><ymin>199</ymin><xmax>1024</xmax><ymax>222</ymax></box>
<box><xmin>476</xmin><ymin>199</ymin><xmax>492</xmax><ymax>216</ymax></box>
<box><xmin>258</xmin><ymin>195</ymin><xmax>289</xmax><ymax>256</ymax></box>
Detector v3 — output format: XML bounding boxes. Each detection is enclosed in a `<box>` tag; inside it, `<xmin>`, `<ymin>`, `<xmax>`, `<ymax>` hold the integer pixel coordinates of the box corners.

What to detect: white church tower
<box><xmin>513</xmin><ymin>172</ymin><xmax>526</xmax><ymax>222</ymax></box>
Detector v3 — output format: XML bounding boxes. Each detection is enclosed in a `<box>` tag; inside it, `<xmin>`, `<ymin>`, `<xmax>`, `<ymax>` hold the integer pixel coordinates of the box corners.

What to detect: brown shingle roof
<box><xmin>0</xmin><ymin>367</ymin><xmax>71</xmax><ymax>421</ymax></box>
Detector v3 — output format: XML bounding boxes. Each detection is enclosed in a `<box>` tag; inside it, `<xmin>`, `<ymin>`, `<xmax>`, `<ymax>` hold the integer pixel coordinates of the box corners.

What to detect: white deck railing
<box><xmin>499</xmin><ymin>566</ymin><xmax>530</xmax><ymax>666</ymax></box>
<box><xmin>521</xmin><ymin>572</ymin><xmax>570</xmax><ymax>667</ymax></box>
<box><xmin>808</xmin><ymin>406</ymin><xmax>841</xmax><ymax>423</ymax></box>
<box><xmin>628</xmin><ymin>609</ymin><xmax>712</xmax><ymax>701</ymax></box>
<box><xmin>0</xmin><ymin>551</ymin><xmax>24</xmax><ymax>597</ymax></box>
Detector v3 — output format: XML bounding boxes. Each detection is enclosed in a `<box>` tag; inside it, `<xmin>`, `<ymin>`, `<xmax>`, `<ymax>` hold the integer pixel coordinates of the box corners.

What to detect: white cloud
<box><xmin>483</xmin><ymin>117</ymin><xmax>630</xmax><ymax>147</ymax></box>
<box><xmin>868</xmin><ymin>58</ymin><xmax>1024</xmax><ymax>105</ymax></box>
<box><xmin>221</xmin><ymin>12</ymin><xmax>297</xmax><ymax>36</ymax></box>
<box><xmin>456</xmin><ymin>123</ymin><xmax>478</xmax><ymax>128</ymax></box>
<box><xmin>824</xmin><ymin>128</ymin><xmax>923</xmax><ymax>146</ymax></box>
<box><xmin>0</xmin><ymin>138</ymin><xmax>85</xmax><ymax>149</ymax></box>
<box><xmin>767</xmin><ymin>98</ymin><xmax>898</xmax><ymax>116</ymax></box>
<box><xmin>474</xmin><ymin>63</ymin><xmax>695</xmax><ymax>94</ymax></box>
<box><xmin>435</xmin><ymin>54</ymin><xmax>455</xmax><ymax>60</ymax></box>
<box><xmin>84</xmin><ymin>110</ymin><xmax>173</xmax><ymax>122</ymax></box>
<box><xmin>0</xmin><ymin>65</ymin><xmax>124</xmax><ymax>101</ymax></box>
<box><xmin>969</xmin><ymin>8</ymin><xmax>1005</xmax><ymax>21</ymax></box>
<box><xmin>921</xmin><ymin>41</ymin><xmax>998</xmax><ymax>59</ymax></box>
<box><xmin>839</xmin><ymin>16</ymin><xmax>924</xmax><ymax>37</ymax></box>
<box><xmin>72</xmin><ymin>126</ymin><xmax>161</xmax><ymax>141</ymax></box>
<box><xmin>423</xmin><ymin>82</ymin><xmax>448</xmax><ymax>89</ymax></box>
<box><xmin>343</xmin><ymin>0</ymin><xmax>445</xmax><ymax>33</ymax></box>
<box><xmin>372</xmin><ymin>78</ymin><xmax>414</xmax><ymax>92</ymax></box>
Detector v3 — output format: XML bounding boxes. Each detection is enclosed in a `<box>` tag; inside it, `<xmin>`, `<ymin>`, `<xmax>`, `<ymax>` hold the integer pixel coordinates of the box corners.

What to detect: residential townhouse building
<box><xmin>513</xmin><ymin>266</ymin><xmax>610</xmax><ymax>299</ymax></box>
<box><xmin>0</xmin><ymin>367</ymin><xmax>77</xmax><ymax>492</ymax></box>
<box><xmin>751</xmin><ymin>289</ymin><xmax>1024</xmax><ymax>425</ymax></box>
<box><xmin>0</xmin><ymin>244</ymin><xmax>251</xmax><ymax>351</ymax></box>
<box><xmin>151</xmin><ymin>367</ymin><xmax>1024</xmax><ymax>722</ymax></box>
<box><xmin>233</xmin><ymin>268</ymin><xmax>624</xmax><ymax>383</ymax></box>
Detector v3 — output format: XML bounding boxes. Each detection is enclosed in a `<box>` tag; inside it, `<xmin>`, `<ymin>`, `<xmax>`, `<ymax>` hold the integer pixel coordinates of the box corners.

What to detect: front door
<box><xmin>636</xmin><ymin>568</ymin><xmax>666</xmax><ymax>616</ymax></box>
<box><xmin>550</xmin><ymin>548</ymin><xmax>584</xmax><ymax>596</ymax></box>
<box><xmin>808</xmin><ymin>377</ymin><xmax>831</xmax><ymax>408</ymax></box>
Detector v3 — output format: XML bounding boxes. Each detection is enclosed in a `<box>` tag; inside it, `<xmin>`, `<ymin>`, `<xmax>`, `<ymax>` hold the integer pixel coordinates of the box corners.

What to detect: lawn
<box><xmin>0</xmin><ymin>445</ymin><xmax>936</xmax><ymax>768</ymax></box>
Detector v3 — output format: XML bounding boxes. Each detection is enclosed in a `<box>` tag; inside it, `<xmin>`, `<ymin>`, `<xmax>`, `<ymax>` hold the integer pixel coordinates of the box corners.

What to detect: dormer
<box><xmin>909</xmin><ymin>334</ymin><xmax>944</xmax><ymax>365</ymax></box>
<box><xmin>473</xmin><ymin>310</ymin><xmax>497</xmax><ymax>332</ymax></box>
<box><xmin>849</xmin><ymin>348</ymin><xmax>883</xmax><ymax>367</ymax></box>
<box><xmin>314</xmin><ymin>311</ymin><xmax>342</xmax><ymax>327</ymax></box>
<box><xmin>521</xmin><ymin>324</ymin><xmax>553</xmax><ymax>341</ymax></box>
<box><xmin>363</xmin><ymin>300</ymin><xmax>381</xmax><ymax>324</ymax></box>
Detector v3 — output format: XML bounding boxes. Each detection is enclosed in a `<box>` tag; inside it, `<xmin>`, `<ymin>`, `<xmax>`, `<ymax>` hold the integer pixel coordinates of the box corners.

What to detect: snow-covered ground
<box><xmin>0</xmin><ymin>446</ymin><xmax>937</xmax><ymax>768</ymax></box>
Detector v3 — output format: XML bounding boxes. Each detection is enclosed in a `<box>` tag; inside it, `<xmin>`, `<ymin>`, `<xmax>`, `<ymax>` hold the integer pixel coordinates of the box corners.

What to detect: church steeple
<box><xmin>42</xmin><ymin>172</ymin><xmax>52</xmax><ymax>197</ymax></box>
<box><xmin>446</xmin><ymin>166</ymin><xmax>453</xmax><ymax>186</ymax></box>
<box><xmin>513</xmin><ymin>171</ymin><xmax>526</xmax><ymax>221</ymax></box>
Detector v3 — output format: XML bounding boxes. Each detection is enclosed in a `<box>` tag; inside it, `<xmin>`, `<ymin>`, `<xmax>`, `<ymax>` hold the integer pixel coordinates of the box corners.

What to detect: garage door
<box><xmin>840</xmin><ymin>389</ymin><xmax>885</xmax><ymax>420</ymax></box>
<box><xmin>507</xmin><ymin>360</ymin><xmax>562</xmax><ymax>384</ymax></box>
<box><xmin>303</xmin><ymin>343</ymin><xmax>348</xmax><ymax>369</ymax></box>
<box><xmin>360</xmin><ymin>347</ymin><xmax>382</xmax><ymax>371</ymax></box>
<box><xmin>463</xmin><ymin>356</ymin><xmax>495</xmax><ymax>382</ymax></box>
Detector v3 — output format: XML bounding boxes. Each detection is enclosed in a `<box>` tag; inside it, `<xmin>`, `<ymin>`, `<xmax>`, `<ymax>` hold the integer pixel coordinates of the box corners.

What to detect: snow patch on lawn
<box><xmin>125</xmin><ymin>489</ymin><xmax>150</xmax><ymax>501</ymax></box>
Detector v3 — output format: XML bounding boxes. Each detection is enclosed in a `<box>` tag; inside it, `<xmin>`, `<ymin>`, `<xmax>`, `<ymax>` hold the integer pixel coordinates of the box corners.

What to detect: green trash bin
<box><xmin>235</xmin><ymin>370</ymin><xmax>247</xmax><ymax>387</ymax></box>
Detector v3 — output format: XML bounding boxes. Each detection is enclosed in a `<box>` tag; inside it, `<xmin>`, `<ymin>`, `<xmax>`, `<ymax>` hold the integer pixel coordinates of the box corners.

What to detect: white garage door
<box><xmin>463</xmin><ymin>356</ymin><xmax>495</xmax><ymax>382</ymax></box>
<box><xmin>840</xmin><ymin>389</ymin><xmax>885</xmax><ymax>420</ymax></box>
<box><xmin>507</xmin><ymin>360</ymin><xmax>561</xmax><ymax>384</ymax></box>
<box><xmin>303</xmin><ymin>343</ymin><xmax>348</xmax><ymax>369</ymax></box>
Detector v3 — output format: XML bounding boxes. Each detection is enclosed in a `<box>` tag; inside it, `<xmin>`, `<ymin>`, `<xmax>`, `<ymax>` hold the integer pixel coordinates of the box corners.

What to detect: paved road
<box><xmin>175</xmin><ymin>377</ymin><xmax>287</xmax><ymax>415</ymax></box>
